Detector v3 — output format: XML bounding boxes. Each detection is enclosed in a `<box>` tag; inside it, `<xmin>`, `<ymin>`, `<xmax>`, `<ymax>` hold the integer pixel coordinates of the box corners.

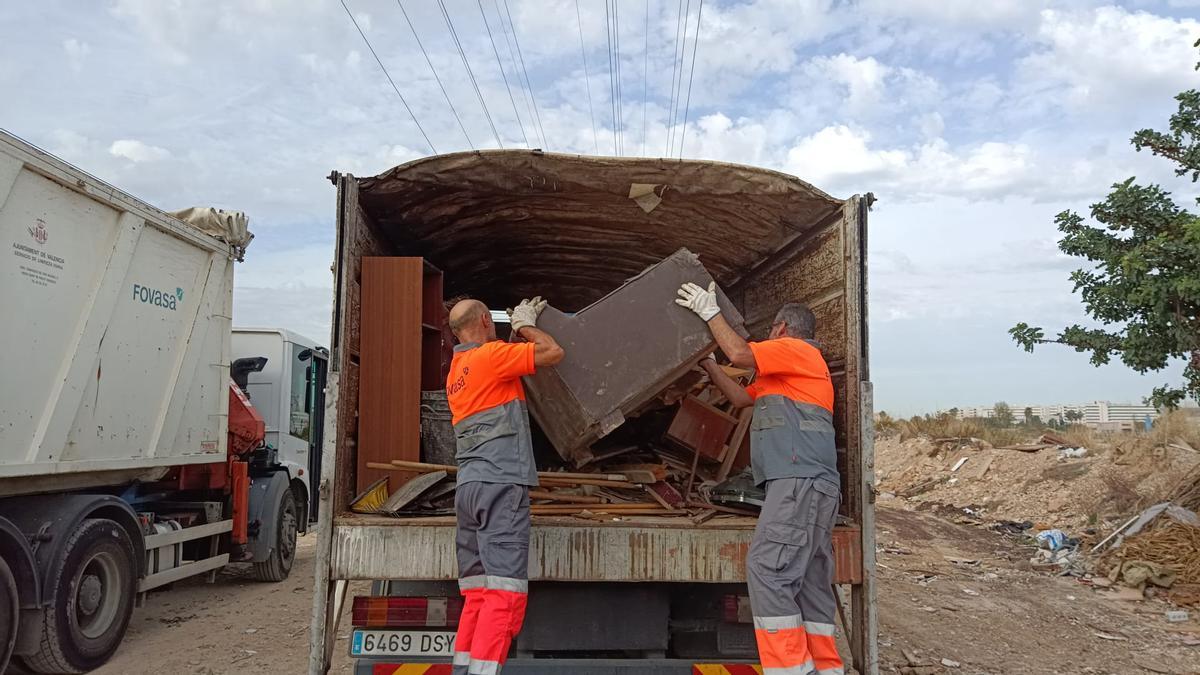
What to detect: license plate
<box><xmin>350</xmin><ymin>629</ymin><xmax>457</xmax><ymax>657</ymax></box>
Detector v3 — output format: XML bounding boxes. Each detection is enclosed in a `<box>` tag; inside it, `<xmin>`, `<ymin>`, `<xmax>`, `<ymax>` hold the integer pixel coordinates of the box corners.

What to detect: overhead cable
<box><xmin>605</xmin><ymin>1</ymin><xmax>618</xmax><ymax>154</ymax></box>
<box><xmin>478</xmin><ymin>0</ymin><xmax>529</xmax><ymax>146</ymax></box>
<box><xmin>665</xmin><ymin>0</ymin><xmax>687</xmax><ymax>156</ymax></box>
<box><xmin>502</xmin><ymin>0</ymin><xmax>549</xmax><ymax>149</ymax></box>
<box><xmin>575</xmin><ymin>0</ymin><xmax>599</xmax><ymax>154</ymax></box>
<box><xmin>436</xmin><ymin>0</ymin><xmax>503</xmax><ymax>148</ymax></box>
<box><xmin>614</xmin><ymin>0</ymin><xmax>623</xmax><ymax>155</ymax></box>
<box><xmin>341</xmin><ymin>0</ymin><xmax>437</xmax><ymax>154</ymax></box>
<box><xmin>493</xmin><ymin>0</ymin><xmax>540</xmax><ymax>147</ymax></box>
<box><xmin>678</xmin><ymin>0</ymin><xmax>704</xmax><ymax>159</ymax></box>
<box><xmin>396</xmin><ymin>0</ymin><xmax>472</xmax><ymax>149</ymax></box>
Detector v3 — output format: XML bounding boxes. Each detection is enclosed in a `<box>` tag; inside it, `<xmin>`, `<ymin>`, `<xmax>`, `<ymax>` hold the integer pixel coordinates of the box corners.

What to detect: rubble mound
<box><xmin>876</xmin><ymin>432</ymin><xmax>1200</xmax><ymax>531</ymax></box>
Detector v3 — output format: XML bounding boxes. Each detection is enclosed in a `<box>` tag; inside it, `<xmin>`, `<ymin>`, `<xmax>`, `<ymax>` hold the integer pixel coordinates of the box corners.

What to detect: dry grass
<box><xmin>1095</xmin><ymin>470</ymin><xmax>1147</xmax><ymax>517</ymax></box>
<box><xmin>1150</xmin><ymin>409</ymin><xmax>1200</xmax><ymax>450</ymax></box>
<box><xmin>881</xmin><ymin>414</ymin><xmax>1028</xmax><ymax>448</ymax></box>
<box><xmin>1057</xmin><ymin>425</ymin><xmax>1097</xmax><ymax>449</ymax></box>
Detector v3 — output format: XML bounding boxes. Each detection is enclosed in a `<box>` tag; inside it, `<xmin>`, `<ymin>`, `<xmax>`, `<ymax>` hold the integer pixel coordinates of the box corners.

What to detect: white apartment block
<box><xmin>952</xmin><ymin>401</ymin><xmax>1159</xmax><ymax>426</ymax></box>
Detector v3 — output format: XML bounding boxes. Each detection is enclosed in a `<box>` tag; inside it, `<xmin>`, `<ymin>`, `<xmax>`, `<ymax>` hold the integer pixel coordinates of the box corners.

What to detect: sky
<box><xmin>2</xmin><ymin>0</ymin><xmax>1198</xmax><ymax>416</ymax></box>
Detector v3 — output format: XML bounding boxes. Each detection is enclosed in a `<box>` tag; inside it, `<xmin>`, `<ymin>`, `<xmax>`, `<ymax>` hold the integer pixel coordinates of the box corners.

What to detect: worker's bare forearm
<box><xmin>707</xmin><ymin>314</ymin><xmax>755</xmax><ymax>369</ymax></box>
<box><xmin>700</xmin><ymin>358</ymin><xmax>753</xmax><ymax>408</ymax></box>
<box><xmin>519</xmin><ymin>326</ymin><xmax>565</xmax><ymax>366</ymax></box>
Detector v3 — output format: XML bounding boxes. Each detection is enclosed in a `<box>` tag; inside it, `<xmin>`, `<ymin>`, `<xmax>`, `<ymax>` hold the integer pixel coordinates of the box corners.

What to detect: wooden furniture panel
<box><xmin>357</xmin><ymin>257</ymin><xmax>423</xmax><ymax>494</ymax></box>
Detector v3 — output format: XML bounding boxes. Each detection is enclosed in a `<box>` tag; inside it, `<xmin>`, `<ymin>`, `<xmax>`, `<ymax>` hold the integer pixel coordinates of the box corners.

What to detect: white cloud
<box><xmin>798</xmin><ymin>53</ymin><xmax>942</xmax><ymax>120</ymax></box>
<box><xmin>62</xmin><ymin>39</ymin><xmax>91</xmax><ymax>72</ymax></box>
<box><xmin>108</xmin><ymin>139</ymin><xmax>170</xmax><ymax>163</ymax></box>
<box><xmin>857</xmin><ymin>0</ymin><xmax>1035</xmax><ymax>28</ymax></box>
<box><xmin>1018</xmin><ymin>6</ymin><xmax>1200</xmax><ymax>112</ymax></box>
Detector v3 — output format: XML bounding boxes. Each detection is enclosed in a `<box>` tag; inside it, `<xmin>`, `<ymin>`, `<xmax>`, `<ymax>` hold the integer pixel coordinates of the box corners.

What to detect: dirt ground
<box><xmin>91</xmin><ymin>534</ymin><xmax>366</xmax><ymax>675</ymax></box>
<box><xmin>78</xmin><ymin>500</ymin><xmax>1200</xmax><ymax>675</ymax></box>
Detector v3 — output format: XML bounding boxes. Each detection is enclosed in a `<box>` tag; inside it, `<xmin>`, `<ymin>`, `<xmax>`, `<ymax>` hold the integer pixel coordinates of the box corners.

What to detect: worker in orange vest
<box><xmin>445</xmin><ymin>297</ymin><xmax>565</xmax><ymax>675</ymax></box>
<box><xmin>676</xmin><ymin>282</ymin><xmax>844</xmax><ymax>675</ymax></box>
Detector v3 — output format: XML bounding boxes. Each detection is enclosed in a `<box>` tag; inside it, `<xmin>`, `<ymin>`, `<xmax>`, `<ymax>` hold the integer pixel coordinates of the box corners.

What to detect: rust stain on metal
<box><xmin>719</xmin><ymin>542</ymin><xmax>751</xmax><ymax>579</ymax></box>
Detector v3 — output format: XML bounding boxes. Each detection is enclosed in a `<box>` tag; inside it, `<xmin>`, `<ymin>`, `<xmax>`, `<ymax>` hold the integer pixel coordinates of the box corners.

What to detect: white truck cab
<box><xmin>232</xmin><ymin>327</ymin><xmax>329</xmax><ymax>527</ymax></box>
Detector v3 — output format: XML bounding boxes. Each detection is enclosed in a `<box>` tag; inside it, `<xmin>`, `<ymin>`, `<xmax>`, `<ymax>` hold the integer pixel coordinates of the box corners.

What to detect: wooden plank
<box><xmin>420</xmin><ymin>269</ymin><xmax>445</xmax><ymax>390</ymax></box>
<box><xmin>667</xmin><ymin>395</ymin><xmax>739</xmax><ymax>462</ymax></box>
<box><xmin>371</xmin><ymin>462</ymin><xmax>639</xmax><ymax>489</ymax></box>
<box><xmin>357</xmin><ymin>257</ymin><xmax>423</xmax><ymax>494</ymax></box>
<box><xmin>529</xmin><ymin>490</ymin><xmax>603</xmax><ymax>504</ymax></box>
<box><xmin>646</xmin><ymin>481</ymin><xmax>684</xmax><ymax>507</ymax></box>
<box><xmin>716</xmin><ymin>407</ymin><xmax>754</xmax><ymax>482</ymax></box>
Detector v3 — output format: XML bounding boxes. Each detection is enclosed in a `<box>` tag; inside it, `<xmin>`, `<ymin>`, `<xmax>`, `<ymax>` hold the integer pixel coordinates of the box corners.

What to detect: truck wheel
<box><xmin>23</xmin><ymin>519</ymin><xmax>136</xmax><ymax>674</ymax></box>
<box><xmin>0</xmin><ymin>557</ymin><xmax>18</xmax><ymax>673</ymax></box>
<box><xmin>252</xmin><ymin>488</ymin><xmax>297</xmax><ymax>582</ymax></box>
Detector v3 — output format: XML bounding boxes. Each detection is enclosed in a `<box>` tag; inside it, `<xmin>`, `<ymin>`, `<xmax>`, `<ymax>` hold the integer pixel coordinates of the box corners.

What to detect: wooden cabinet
<box><xmin>356</xmin><ymin>258</ymin><xmax>447</xmax><ymax>494</ymax></box>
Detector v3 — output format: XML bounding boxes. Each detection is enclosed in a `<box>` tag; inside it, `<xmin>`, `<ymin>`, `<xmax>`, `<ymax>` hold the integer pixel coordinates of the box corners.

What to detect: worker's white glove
<box><xmin>675</xmin><ymin>282</ymin><xmax>721</xmax><ymax>321</ymax></box>
<box><xmin>508</xmin><ymin>296</ymin><xmax>547</xmax><ymax>332</ymax></box>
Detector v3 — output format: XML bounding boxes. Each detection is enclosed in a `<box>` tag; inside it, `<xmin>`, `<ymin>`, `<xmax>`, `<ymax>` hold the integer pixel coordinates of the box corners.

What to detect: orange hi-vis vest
<box><xmin>445</xmin><ymin>341</ymin><xmax>538</xmax><ymax>486</ymax></box>
<box><xmin>742</xmin><ymin>337</ymin><xmax>838</xmax><ymax>487</ymax></box>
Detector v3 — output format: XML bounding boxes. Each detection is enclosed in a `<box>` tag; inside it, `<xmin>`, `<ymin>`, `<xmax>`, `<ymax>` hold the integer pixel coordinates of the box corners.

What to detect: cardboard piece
<box><xmin>522</xmin><ymin>248</ymin><xmax>746</xmax><ymax>464</ymax></box>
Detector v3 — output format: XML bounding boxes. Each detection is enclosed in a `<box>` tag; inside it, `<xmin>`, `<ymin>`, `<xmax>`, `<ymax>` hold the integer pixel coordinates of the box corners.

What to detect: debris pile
<box><xmin>1094</xmin><ymin>502</ymin><xmax>1200</xmax><ymax>606</ymax></box>
<box><xmin>353</xmin><ymin>361</ymin><xmax>765</xmax><ymax>523</ymax></box>
<box><xmin>876</xmin><ymin>432</ymin><xmax>1200</xmax><ymax>531</ymax></box>
<box><xmin>351</xmin><ymin>248</ymin><xmax>771</xmax><ymax>523</ymax></box>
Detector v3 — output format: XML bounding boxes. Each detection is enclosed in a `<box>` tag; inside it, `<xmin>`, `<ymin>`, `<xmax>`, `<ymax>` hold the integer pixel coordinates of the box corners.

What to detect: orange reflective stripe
<box><xmin>754</xmin><ymin>625</ymin><xmax>811</xmax><ymax>669</ymax></box>
<box><xmin>372</xmin><ymin>665</ymin><xmax>453</xmax><ymax>675</ymax></box>
<box><xmin>692</xmin><ymin>666</ymin><xmax>764</xmax><ymax>675</ymax></box>
<box><xmin>807</xmin><ymin>633</ymin><xmax>842</xmax><ymax>671</ymax></box>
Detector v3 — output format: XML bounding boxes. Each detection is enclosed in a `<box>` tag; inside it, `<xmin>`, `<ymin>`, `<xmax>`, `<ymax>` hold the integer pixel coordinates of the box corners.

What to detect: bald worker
<box><xmin>676</xmin><ymin>283</ymin><xmax>844</xmax><ymax>675</ymax></box>
<box><xmin>445</xmin><ymin>297</ymin><xmax>564</xmax><ymax>675</ymax></box>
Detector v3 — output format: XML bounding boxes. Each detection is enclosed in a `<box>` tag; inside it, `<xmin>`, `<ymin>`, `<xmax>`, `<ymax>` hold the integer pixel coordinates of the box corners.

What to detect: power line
<box><xmin>604</xmin><ymin>1</ymin><xmax>618</xmax><ymax>154</ymax></box>
<box><xmin>396</xmin><ymin>0</ymin><xmax>471</xmax><ymax>149</ymax></box>
<box><xmin>665</xmin><ymin>0</ymin><xmax>686</xmax><ymax>156</ymax></box>
<box><xmin>642</xmin><ymin>0</ymin><xmax>648</xmax><ymax>156</ymax></box>
<box><xmin>340</xmin><ymin>0</ymin><xmax>436</xmax><ymax>154</ymax></box>
<box><xmin>575</xmin><ymin>0</ymin><xmax>598</xmax><ymax>154</ymax></box>
<box><xmin>614</xmin><ymin>0</ymin><xmax>623</xmax><ymax>155</ymax></box>
<box><xmin>672</xmin><ymin>0</ymin><xmax>693</xmax><ymax>156</ymax></box>
<box><xmin>501</xmin><ymin>0</ymin><xmax>548</xmax><ymax>149</ymax></box>
<box><xmin>436</xmin><ymin>0</ymin><xmax>503</xmax><ymax>148</ymax></box>
<box><xmin>678</xmin><ymin>0</ymin><xmax>703</xmax><ymax>159</ymax></box>
<box><xmin>478</xmin><ymin>0</ymin><xmax>528</xmax><ymax>147</ymax></box>
<box><xmin>493</xmin><ymin>0</ymin><xmax>540</xmax><ymax>147</ymax></box>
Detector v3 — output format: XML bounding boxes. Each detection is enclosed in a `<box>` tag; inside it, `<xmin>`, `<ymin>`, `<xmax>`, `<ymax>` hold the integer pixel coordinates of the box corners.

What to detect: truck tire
<box><xmin>252</xmin><ymin>488</ymin><xmax>297</xmax><ymax>582</ymax></box>
<box><xmin>0</xmin><ymin>557</ymin><xmax>18</xmax><ymax>673</ymax></box>
<box><xmin>23</xmin><ymin>519</ymin><xmax>136</xmax><ymax>674</ymax></box>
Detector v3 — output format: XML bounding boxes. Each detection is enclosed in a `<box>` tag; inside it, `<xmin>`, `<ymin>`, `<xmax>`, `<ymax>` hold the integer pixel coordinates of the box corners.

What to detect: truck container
<box><xmin>0</xmin><ymin>129</ymin><xmax>326</xmax><ymax>673</ymax></box>
<box><xmin>309</xmin><ymin>151</ymin><xmax>876</xmax><ymax>674</ymax></box>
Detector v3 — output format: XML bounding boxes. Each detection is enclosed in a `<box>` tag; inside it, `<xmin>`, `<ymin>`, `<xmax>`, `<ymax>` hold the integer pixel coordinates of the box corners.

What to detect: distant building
<box><xmin>953</xmin><ymin>401</ymin><xmax>1159</xmax><ymax>427</ymax></box>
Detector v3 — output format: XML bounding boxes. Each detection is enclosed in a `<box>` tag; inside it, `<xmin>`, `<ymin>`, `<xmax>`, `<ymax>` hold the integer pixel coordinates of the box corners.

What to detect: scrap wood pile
<box><xmin>352</xmin><ymin>250</ymin><xmax>791</xmax><ymax>523</ymax></box>
<box><xmin>353</xmin><ymin>362</ymin><xmax>764</xmax><ymax>522</ymax></box>
<box><xmin>1091</xmin><ymin>496</ymin><xmax>1200</xmax><ymax>606</ymax></box>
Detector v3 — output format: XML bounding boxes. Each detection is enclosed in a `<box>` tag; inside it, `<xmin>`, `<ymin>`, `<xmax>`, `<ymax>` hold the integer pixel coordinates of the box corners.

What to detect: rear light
<box><xmin>351</xmin><ymin>596</ymin><xmax>463</xmax><ymax>628</ymax></box>
<box><xmin>722</xmin><ymin>594</ymin><xmax>753</xmax><ymax>624</ymax></box>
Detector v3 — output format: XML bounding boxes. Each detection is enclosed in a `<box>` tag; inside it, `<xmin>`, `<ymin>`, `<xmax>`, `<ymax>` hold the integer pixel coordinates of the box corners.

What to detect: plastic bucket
<box><xmin>420</xmin><ymin>390</ymin><xmax>457</xmax><ymax>466</ymax></box>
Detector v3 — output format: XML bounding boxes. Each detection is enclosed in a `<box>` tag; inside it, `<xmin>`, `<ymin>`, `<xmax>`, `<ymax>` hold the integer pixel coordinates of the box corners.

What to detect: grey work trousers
<box><xmin>454</xmin><ymin>481</ymin><xmax>531</xmax><ymax>675</ymax></box>
<box><xmin>746</xmin><ymin>477</ymin><xmax>844</xmax><ymax>675</ymax></box>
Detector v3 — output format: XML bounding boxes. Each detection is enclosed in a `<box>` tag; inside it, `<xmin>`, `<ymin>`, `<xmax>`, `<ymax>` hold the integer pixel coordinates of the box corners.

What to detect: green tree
<box><xmin>1023</xmin><ymin>406</ymin><xmax>1034</xmax><ymax>425</ymax></box>
<box><xmin>1065</xmin><ymin>409</ymin><xmax>1084</xmax><ymax>423</ymax></box>
<box><xmin>993</xmin><ymin>401</ymin><xmax>1015</xmax><ymax>427</ymax></box>
<box><xmin>1010</xmin><ymin>39</ymin><xmax>1200</xmax><ymax>409</ymax></box>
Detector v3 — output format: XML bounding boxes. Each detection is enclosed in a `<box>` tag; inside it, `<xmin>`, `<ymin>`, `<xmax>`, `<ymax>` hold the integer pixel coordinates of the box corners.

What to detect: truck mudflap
<box><xmin>357</xmin><ymin>663</ymin><xmax>763</xmax><ymax>675</ymax></box>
